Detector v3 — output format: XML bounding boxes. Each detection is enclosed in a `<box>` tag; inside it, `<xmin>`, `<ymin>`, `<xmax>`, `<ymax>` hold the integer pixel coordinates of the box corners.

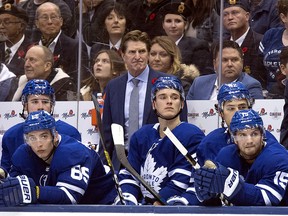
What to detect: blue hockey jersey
<box><xmin>216</xmin><ymin>140</ymin><xmax>288</xmax><ymax>206</ymax></box>
<box><xmin>1</xmin><ymin>120</ymin><xmax>81</xmax><ymax>171</ymax></box>
<box><xmin>10</xmin><ymin>134</ymin><xmax>116</xmax><ymax>204</ymax></box>
<box><xmin>118</xmin><ymin>122</ymin><xmax>205</xmax><ymax>203</ymax></box>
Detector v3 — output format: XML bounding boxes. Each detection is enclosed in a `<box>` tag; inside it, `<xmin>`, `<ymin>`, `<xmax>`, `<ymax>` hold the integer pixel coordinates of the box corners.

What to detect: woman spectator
<box><xmin>148</xmin><ymin>36</ymin><xmax>199</xmax><ymax>95</ymax></box>
<box><xmin>160</xmin><ymin>2</ymin><xmax>214</xmax><ymax>75</ymax></box>
<box><xmin>259</xmin><ymin>0</ymin><xmax>288</xmax><ymax>98</ymax></box>
<box><xmin>81</xmin><ymin>49</ymin><xmax>126</xmax><ymax>101</ymax></box>
<box><xmin>184</xmin><ymin>0</ymin><xmax>220</xmax><ymax>46</ymax></box>
<box><xmin>90</xmin><ymin>1</ymin><xmax>130</xmax><ymax>61</ymax></box>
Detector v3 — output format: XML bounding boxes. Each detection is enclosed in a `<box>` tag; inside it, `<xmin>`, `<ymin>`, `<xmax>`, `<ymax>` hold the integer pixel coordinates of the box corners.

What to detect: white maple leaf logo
<box><xmin>140</xmin><ymin>153</ymin><xmax>168</xmax><ymax>198</ymax></box>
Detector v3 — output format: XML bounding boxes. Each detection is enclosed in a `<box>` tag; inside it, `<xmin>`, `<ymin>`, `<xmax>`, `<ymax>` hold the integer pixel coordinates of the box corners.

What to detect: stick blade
<box><xmin>111</xmin><ymin>123</ymin><xmax>125</xmax><ymax>146</ymax></box>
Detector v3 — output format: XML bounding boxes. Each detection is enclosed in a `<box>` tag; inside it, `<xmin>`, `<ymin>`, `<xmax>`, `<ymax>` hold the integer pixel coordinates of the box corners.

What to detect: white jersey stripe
<box><xmin>168</xmin><ymin>168</ymin><xmax>191</xmax><ymax>177</ymax></box>
<box><xmin>256</xmin><ymin>184</ymin><xmax>282</xmax><ymax>201</ymax></box>
<box><xmin>56</xmin><ymin>182</ymin><xmax>85</xmax><ymax>195</ymax></box>
<box><xmin>172</xmin><ymin>180</ymin><xmax>188</xmax><ymax>189</ymax></box>
<box><xmin>260</xmin><ymin>189</ymin><xmax>272</xmax><ymax>206</ymax></box>
<box><xmin>59</xmin><ymin>187</ymin><xmax>77</xmax><ymax>204</ymax></box>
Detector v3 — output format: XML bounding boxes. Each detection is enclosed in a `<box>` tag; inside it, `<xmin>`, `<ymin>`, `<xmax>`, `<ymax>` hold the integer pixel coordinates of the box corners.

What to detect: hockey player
<box><xmin>197</xmin><ymin>81</ymin><xmax>253</xmax><ymax>166</ymax></box>
<box><xmin>114</xmin><ymin>76</ymin><xmax>205</xmax><ymax>205</ymax></box>
<box><xmin>167</xmin><ymin>81</ymin><xmax>278</xmax><ymax>205</ymax></box>
<box><xmin>194</xmin><ymin>109</ymin><xmax>288</xmax><ymax>206</ymax></box>
<box><xmin>1</xmin><ymin>79</ymin><xmax>81</xmax><ymax>171</ymax></box>
<box><xmin>0</xmin><ymin>110</ymin><xmax>116</xmax><ymax>206</ymax></box>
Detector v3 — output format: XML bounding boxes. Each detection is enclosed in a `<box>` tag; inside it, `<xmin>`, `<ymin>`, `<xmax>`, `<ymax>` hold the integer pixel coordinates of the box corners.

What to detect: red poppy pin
<box><xmin>17</xmin><ymin>50</ymin><xmax>25</xmax><ymax>59</ymax></box>
<box><xmin>149</xmin><ymin>13</ymin><xmax>156</xmax><ymax>21</ymax></box>
<box><xmin>152</xmin><ymin>77</ymin><xmax>158</xmax><ymax>84</ymax></box>
<box><xmin>54</xmin><ymin>54</ymin><xmax>60</xmax><ymax>62</ymax></box>
<box><xmin>242</xmin><ymin>47</ymin><xmax>248</xmax><ymax>53</ymax></box>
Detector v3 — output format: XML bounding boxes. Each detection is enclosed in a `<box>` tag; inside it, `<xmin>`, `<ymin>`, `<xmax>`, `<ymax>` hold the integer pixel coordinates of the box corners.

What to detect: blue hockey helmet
<box><xmin>151</xmin><ymin>76</ymin><xmax>185</xmax><ymax>101</ymax></box>
<box><xmin>21</xmin><ymin>79</ymin><xmax>55</xmax><ymax>105</ymax></box>
<box><xmin>230</xmin><ymin>109</ymin><xmax>265</xmax><ymax>136</ymax></box>
<box><xmin>23</xmin><ymin>110</ymin><xmax>56</xmax><ymax>135</ymax></box>
<box><xmin>217</xmin><ymin>81</ymin><xmax>253</xmax><ymax>111</ymax></box>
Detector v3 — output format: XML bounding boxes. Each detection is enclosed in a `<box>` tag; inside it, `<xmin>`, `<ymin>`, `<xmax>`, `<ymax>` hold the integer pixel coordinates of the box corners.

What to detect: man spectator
<box><xmin>223</xmin><ymin>0</ymin><xmax>267</xmax><ymax>89</ymax></box>
<box><xmin>0</xmin><ymin>3</ymin><xmax>33</xmax><ymax>77</ymax></box>
<box><xmin>102</xmin><ymin>30</ymin><xmax>187</xmax><ymax>170</ymax></box>
<box><xmin>1</xmin><ymin>79</ymin><xmax>81</xmax><ymax>172</ymax></box>
<box><xmin>19</xmin><ymin>0</ymin><xmax>76</xmax><ymax>41</ymax></box>
<box><xmin>35</xmin><ymin>2</ymin><xmax>89</xmax><ymax>82</ymax></box>
<box><xmin>0</xmin><ymin>110</ymin><xmax>116</xmax><ymax>206</ymax></box>
<box><xmin>11</xmin><ymin>45</ymin><xmax>77</xmax><ymax>101</ymax></box>
<box><xmin>186</xmin><ymin>40</ymin><xmax>263</xmax><ymax>100</ymax></box>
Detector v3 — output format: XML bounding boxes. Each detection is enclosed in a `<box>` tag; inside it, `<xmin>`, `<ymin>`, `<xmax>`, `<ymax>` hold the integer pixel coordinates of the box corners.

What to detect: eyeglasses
<box><xmin>37</xmin><ymin>15</ymin><xmax>61</xmax><ymax>22</ymax></box>
<box><xmin>0</xmin><ymin>19</ymin><xmax>21</xmax><ymax>26</ymax></box>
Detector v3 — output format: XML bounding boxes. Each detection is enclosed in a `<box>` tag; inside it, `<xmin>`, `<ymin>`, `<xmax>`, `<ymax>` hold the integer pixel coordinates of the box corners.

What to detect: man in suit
<box><xmin>187</xmin><ymin>40</ymin><xmax>264</xmax><ymax>100</ymax></box>
<box><xmin>35</xmin><ymin>2</ymin><xmax>89</xmax><ymax>82</ymax></box>
<box><xmin>103</xmin><ymin>30</ymin><xmax>187</xmax><ymax>170</ymax></box>
<box><xmin>0</xmin><ymin>3</ymin><xmax>33</xmax><ymax>77</ymax></box>
<box><xmin>11</xmin><ymin>45</ymin><xmax>77</xmax><ymax>101</ymax></box>
<box><xmin>223</xmin><ymin>0</ymin><xmax>267</xmax><ymax>90</ymax></box>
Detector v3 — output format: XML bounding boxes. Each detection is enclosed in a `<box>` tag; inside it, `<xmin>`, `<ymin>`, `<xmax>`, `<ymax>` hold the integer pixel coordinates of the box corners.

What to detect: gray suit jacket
<box><xmin>187</xmin><ymin>72</ymin><xmax>264</xmax><ymax>100</ymax></box>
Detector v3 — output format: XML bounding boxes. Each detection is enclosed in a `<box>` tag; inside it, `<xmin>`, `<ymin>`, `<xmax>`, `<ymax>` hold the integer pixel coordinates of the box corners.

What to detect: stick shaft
<box><xmin>163</xmin><ymin>127</ymin><xmax>200</xmax><ymax>169</ymax></box>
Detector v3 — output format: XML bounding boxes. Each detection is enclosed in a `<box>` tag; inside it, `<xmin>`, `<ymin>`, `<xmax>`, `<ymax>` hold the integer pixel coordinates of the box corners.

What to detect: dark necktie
<box><xmin>4</xmin><ymin>48</ymin><xmax>11</xmax><ymax>64</ymax></box>
<box><xmin>128</xmin><ymin>78</ymin><xmax>140</xmax><ymax>148</ymax></box>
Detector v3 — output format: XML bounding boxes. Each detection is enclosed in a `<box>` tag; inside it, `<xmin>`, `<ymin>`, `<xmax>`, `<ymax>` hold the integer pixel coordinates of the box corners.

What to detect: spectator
<box><xmin>185</xmin><ymin>0</ymin><xmax>220</xmax><ymax>46</ymax></box>
<box><xmin>0</xmin><ymin>3</ymin><xmax>33</xmax><ymax>77</ymax></box>
<box><xmin>115</xmin><ymin>76</ymin><xmax>204</xmax><ymax>205</ymax></box>
<box><xmin>259</xmin><ymin>0</ymin><xmax>288</xmax><ymax>98</ymax></box>
<box><xmin>223</xmin><ymin>0</ymin><xmax>267</xmax><ymax>90</ymax></box>
<box><xmin>0</xmin><ymin>110</ymin><xmax>116</xmax><ymax>206</ymax></box>
<box><xmin>187</xmin><ymin>40</ymin><xmax>263</xmax><ymax>100</ymax></box>
<box><xmin>250</xmin><ymin>0</ymin><xmax>282</xmax><ymax>35</ymax></box>
<box><xmin>126</xmin><ymin>0</ymin><xmax>171</xmax><ymax>39</ymax></box>
<box><xmin>19</xmin><ymin>0</ymin><xmax>75</xmax><ymax>41</ymax></box>
<box><xmin>1</xmin><ymin>79</ymin><xmax>81</xmax><ymax>172</ymax></box>
<box><xmin>279</xmin><ymin>47</ymin><xmax>288</xmax><ymax>148</ymax></box>
<box><xmin>35</xmin><ymin>2</ymin><xmax>89</xmax><ymax>82</ymax></box>
<box><xmin>81</xmin><ymin>49</ymin><xmax>126</xmax><ymax>101</ymax></box>
<box><xmin>75</xmin><ymin>0</ymin><xmax>105</xmax><ymax>47</ymax></box>
<box><xmin>160</xmin><ymin>1</ymin><xmax>214</xmax><ymax>75</ymax></box>
<box><xmin>148</xmin><ymin>35</ymin><xmax>199</xmax><ymax>95</ymax></box>
<box><xmin>194</xmin><ymin>109</ymin><xmax>288</xmax><ymax>206</ymax></box>
<box><xmin>90</xmin><ymin>1</ymin><xmax>130</xmax><ymax>62</ymax></box>
<box><xmin>102</xmin><ymin>30</ymin><xmax>187</xmax><ymax>171</ymax></box>
<box><xmin>11</xmin><ymin>45</ymin><xmax>77</xmax><ymax>101</ymax></box>
<box><xmin>0</xmin><ymin>63</ymin><xmax>17</xmax><ymax>101</ymax></box>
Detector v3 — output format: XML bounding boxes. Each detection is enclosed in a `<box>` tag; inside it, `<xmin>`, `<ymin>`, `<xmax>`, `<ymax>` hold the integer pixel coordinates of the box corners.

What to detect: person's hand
<box><xmin>167</xmin><ymin>195</ymin><xmax>189</xmax><ymax>205</ymax></box>
<box><xmin>194</xmin><ymin>162</ymin><xmax>243</xmax><ymax>199</ymax></box>
<box><xmin>114</xmin><ymin>192</ymin><xmax>138</xmax><ymax>205</ymax></box>
<box><xmin>0</xmin><ymin>166</ymin><xmax>7</xmax><ymax>181</ymax></box>
<box><xmin>0</xmin><ymin>175</ymin><xmax>37</xmax><ymax>206</ymax></box>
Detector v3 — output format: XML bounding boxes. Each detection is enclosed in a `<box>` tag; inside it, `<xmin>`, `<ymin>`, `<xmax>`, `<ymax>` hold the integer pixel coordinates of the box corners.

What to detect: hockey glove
<box><xmin>194</xmin><ymin>180</ymin><xmax>217</xmax><ymax>202</ymax></box>
<box><xmin>167</xmin><ymin>195</ymin><xmax>189</xmax><ymax>205</ymax></box>
<box><xmin>0</xmin><ymin>175</ymin><xmax>37</xmax><ymax>206</ymax></box>
<box><xmin>114</xmin><ymin>192</ymin><xmax>138</xmax><ymax>205</ymax></box>
<box><xmin>194</xmin><ymin>163</ymin><xmax>243</xmax><ymax>200</ymax></box>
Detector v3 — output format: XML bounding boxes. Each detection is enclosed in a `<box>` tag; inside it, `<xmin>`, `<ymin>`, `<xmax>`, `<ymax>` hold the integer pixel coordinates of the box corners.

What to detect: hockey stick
<box><xmin>91</xmin><ymin>94</ymin><xmax>125</xmax><ymax>205</ymax></box>
<box><xmin>163</xmin><ymin>127</ymin><xmax>231</xmax><ymax>206</ymax></box>
<box><xmin>163</xmin><ymin>127</ymin><xmax>201</xmax><ymax>169</ymax></box>
<box><xmin>111</xmin><ymin>123</ymin><xmax>167</xmax><ymax>205</ymax></box>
